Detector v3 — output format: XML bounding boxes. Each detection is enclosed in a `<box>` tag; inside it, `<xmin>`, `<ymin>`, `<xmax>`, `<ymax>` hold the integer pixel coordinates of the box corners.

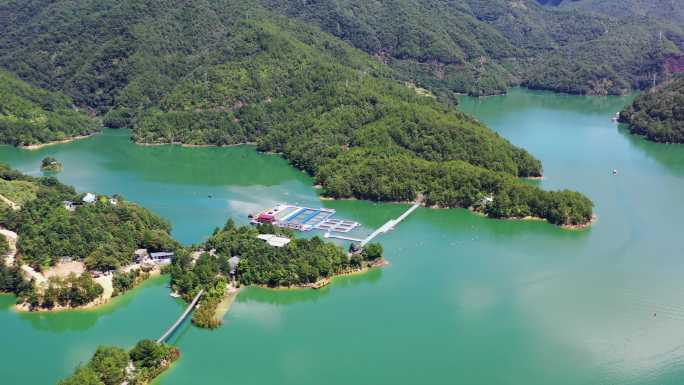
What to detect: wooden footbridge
<box><xmin>157</xmin><ymin>289</ymin><xmax>204</xmax><ymax>344</ymax></box>
<box><xmin>325</xmin><ymin>201</ymin><xmax>421</xmax><ymax>245</ymax></box>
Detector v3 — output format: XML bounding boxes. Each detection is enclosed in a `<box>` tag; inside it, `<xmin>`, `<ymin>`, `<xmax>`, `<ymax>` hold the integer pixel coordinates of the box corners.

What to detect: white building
<box><xmin>82</xmin><ymin>193</ymin><xmax>96</xmax><ymax>204</ymax></box>
<box><xmin>257</xmin><ymin>234</ymin><xmax>291</xmax><ymax>248</ymax></box>
<box><xmin>149</xmin><ymin>251</ymin><xmax>174</xmax><ymax>265</ymax></box>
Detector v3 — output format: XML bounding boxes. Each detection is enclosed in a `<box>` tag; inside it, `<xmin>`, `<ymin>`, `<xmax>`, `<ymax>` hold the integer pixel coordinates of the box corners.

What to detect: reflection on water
<box><xmin>618</xmin><ymin>125</ymin><xmax>684</xmax><ymax>177</ymax></box>
<box><xmin>14</xmin><ymin>276</ymin><xmax>173</xmax><ymax>333</ymax></box>
<box><xmin>3</xmin><ymin>88</ymin><xmax>684</xmax><ymax>385</ymax></box>
<box><xmin>236</xmin><ymin>268</ymin><xmax>384</xmax><ymax>307</ymax></box>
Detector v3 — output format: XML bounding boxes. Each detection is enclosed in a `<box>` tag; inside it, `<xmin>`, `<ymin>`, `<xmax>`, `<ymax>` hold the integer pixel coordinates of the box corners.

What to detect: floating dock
<box><xmin>251</xmin><ymin>204</ymin><xmax>359</xmax><ymax>233</ymax></box>
<box><xmin>324</xmin><ymin>202</ymin><xmax>421</xmax><ymax>245</ymax></box>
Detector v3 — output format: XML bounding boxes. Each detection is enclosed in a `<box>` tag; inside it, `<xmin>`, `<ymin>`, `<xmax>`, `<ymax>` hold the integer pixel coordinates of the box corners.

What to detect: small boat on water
<box><xmin>611</xmin><ymin>112</ymin><xmax>620</xmax><ymax>122</ymax></box>
<box><xmin>612</xmin><ymin>169</ymin><xmax>618</xmax><ymax>175</ymax></box>
<box><xmin>169</xmin><ymin>292</ymin><xmax>181</xmax><ymax>298</ymax></box>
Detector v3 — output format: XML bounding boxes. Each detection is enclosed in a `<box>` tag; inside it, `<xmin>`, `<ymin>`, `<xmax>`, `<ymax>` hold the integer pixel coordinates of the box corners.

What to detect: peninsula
<box><xmin>0</xmin><ymin>164</ymin><xmax>179</xmax><ymax>312</ymax></box>
<box><xmin>168</xmin><ymin>219</ymin><xmax>386</xmax><ymax>329</ymax></box>
<box><xmin>0</xmin><ymin>0</ymin><xmax>618</xmax><ymax>229</ymax></box>
<box><xmin>620</xmin><ymin>76</ymin><xmax>684</xmax><ymax>143</ymax></box>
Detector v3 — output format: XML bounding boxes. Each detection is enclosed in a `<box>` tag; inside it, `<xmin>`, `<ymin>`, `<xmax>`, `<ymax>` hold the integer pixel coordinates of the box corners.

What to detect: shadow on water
<box><xmin>0</xmin><ymin>128</ymin><xmax>310</xmax><ymax>188</ymax></box>
<box><xmin>14</xmin><ymin>275</ymin><xmax>172</xmax><ymax>333</ymax></box>
<box><xmin>459</xmin><ymin>87</ymin><xmax>635</xmax><ymax>117</ymax></box>
<box><xmin>414</xmin><ymin>205</ymin><xmax>592</xmax><ymax>243</ymax></box>
<box><xmin>618</xmin><ymin>125</ymin><xmax>684</xmax><ymax>176</ymax></box>
<box><xmin>235</xmin><ymin>267</ymin><xmax>383</xmax><ymax>306</ymax></box>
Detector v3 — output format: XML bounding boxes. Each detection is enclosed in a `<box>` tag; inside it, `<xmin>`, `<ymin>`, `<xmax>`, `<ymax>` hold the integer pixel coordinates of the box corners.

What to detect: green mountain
<box><xmin>0</xmin><ymin>69</ymin><xmax>98</xmax><ymax>146</ymax></box>
<box><xmin>0</xmin><ymin>0</ymin><xmax>595</xmax><ymax>226</ymax></box>
<box><xmin>258</xmin><ymin>0</ymin><xmax>684</xmax><ymax>96</ymax></box>
<box><xmin>538</xmin><ymin>0</ymin><xmax>684</xmax><ymax>24</ymax></box>
<box><xmin>619</xmin><ymin>76</ymin><xmax>684</xmax><ymax>143</ymax></box>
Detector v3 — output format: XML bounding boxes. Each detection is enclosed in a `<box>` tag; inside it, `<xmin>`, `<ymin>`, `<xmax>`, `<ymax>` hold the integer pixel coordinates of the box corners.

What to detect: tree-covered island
<box><xmin>40</xmin><ymin>156</ymin><xmax>63</xmax><ymax>172</ymax></box>
<box><xmin>58</xmin><ymin>339</ymin><xmax>179</xmax><ymax>385</ymax></box>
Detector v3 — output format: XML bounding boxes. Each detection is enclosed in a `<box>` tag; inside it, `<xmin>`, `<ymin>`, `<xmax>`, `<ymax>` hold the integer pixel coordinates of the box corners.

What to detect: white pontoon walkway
<box><xmin>324</xmin><ymin>201</ymin><xmax>421</xmax><ymax>245</ymax></box>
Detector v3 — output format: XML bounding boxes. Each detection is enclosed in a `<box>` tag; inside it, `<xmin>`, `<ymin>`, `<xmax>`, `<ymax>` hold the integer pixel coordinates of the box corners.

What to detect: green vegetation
<box><xmin>317</xmin><ymin>148</ymin><xmax>593</xmax><ymax>226</ymax></box>
<box><xmin>0</xmin><ymin>178</ymin><xmax>38</xmax><ymax>208</ymax></box>
<box><xmin>0</xmin><ymin>165</ymin><xmax>178</xmax><ymax>269</ymax></box>
<box><xmin>112</xmin><ymin>268</ymin><xmax>150</xmax><ymax>297</ymax></box>
<box><xmin>620</xmin><ymin>77</ymin><xmax>684</xmax><ymax>143</ymax></box>
<box><xmin>59</xmin><ymin>340</ymin><xmax>179</xmax><ymax>385</ymax></box>
<box><xmin>0</xmin><ymin>164</ymin><xmax>177</xmax><ymax>309</ymax></box>
<box><xmin>540</xmin><ymin>0</ymin><xmax>684</xmax><ymax>25</ymax></box>
<box><xmin>34</xmin><ymin>273</ymin><xmax>104</xmax><ymax>310</ymax></box>
<box><xmin>0</xmin><ymin>69</ymin><xmax>98</xmax><ymax>146</ymax></box>
<box><xmin>259</xmin><ymin>0</ymin><xmax>684</xmax><ymax>96</ymax></box>
<box><xmin>41</xmin><ymin>156</ymin><xmax>63</xmax><ymax>172</ymax></box>
<box><xmin>0</xmin><ymin>0</ymin><xmax>598</xmax><ymax>226</ymax></box>
<box><xmin>167</xmin><ymin>219</ymin><xmax>385</xmax><ymax>328</ymax></box>
<box><xmin>169</xmin><ymin>220</ymin><xmax>349</xmax><ymax>289</ymax></box>
<box><xmin>0</xmin><ymin>263</ymin><xmax>30</xmax><ymax>296</ymax></box>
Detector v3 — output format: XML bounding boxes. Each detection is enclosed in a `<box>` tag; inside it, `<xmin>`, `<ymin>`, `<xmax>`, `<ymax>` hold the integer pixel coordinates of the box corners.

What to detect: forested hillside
<box><xmin>0</xmin><ymin>0</ymin><xmax>595</xmax><ymax>226</ymax></box>
<box><xmin>619</xmin><ymin>77</ymin><xmax>684</xmax><ymax>143</ymax></box>
<box><xmin>538</xmin><ymin>0</ymin><xmax>684</xmax><ymax>25</ymax></box>
<box><xmin>0</xmin><ymin>69</ymin><xmax>98</xmax><ymax>146</ymax></box>
<box><xmin>0</xmin><ymin>164</ymin><xmax>178</xmax><ymax>269</ymax></box>
<box><xmin>259</xmin><ymin>0</ymin><xmax>684</xmax><ymax>96</ymax></box>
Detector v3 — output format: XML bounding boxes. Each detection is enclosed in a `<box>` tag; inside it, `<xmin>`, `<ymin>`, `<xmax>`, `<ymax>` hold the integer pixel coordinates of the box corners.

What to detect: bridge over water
<box><xmin>157</xmin><ymin>289</ymin><xmax>205</xmax><ymax>344</ymax></box>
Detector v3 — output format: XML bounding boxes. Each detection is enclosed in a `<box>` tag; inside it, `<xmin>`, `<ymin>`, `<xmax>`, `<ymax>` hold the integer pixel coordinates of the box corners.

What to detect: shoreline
<box><xmin>127</xmin><ymin>139</ymin><xmax>591</xmax><ymax>230</ymax></box>
<box><xmin>465</xmin><ymin>208</ymin><xmax>596</xmax><ymax>230</ymax></box>
<box><xmin>13</xmin><ymin>266</ymin><xmax>161</xmax><ymax>313</ymax></box>
<box><xmin>258</xmin><ymin>258</ymin><xmax>389</xmax><ymax>291</ymax></box>
<box><xmin>213</xmin><ymin>286</ymin><xmax>241</xmax><ymax>322</ymax></box>
<box><xmin>19</xmin><ymin>134</ymin><xmax>95</xmax><ymax>150</ymax></box>
<box><xmin>135</xmin><ymin>140</ymin><xmax>257</xmax><ymax>148</ymax></box>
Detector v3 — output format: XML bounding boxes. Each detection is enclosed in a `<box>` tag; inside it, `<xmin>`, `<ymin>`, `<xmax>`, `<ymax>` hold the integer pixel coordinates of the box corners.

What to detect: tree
<box><xmin>88</xmin><ymin>347</ymin><xmax>129</xmax><ymax>385</ymax></box>
<box><xmin>362</xmin><ymin>242</ymin><xmax>383</xmax><ymax>261</ymax></box>
<box><xmin>58</xmin><ymin>366</ymin><xmax>104</xmax><ymax>385</ymax></box>
<box><xmin>130</xmin><ymin>339</ymin><xmax>165</xmax><ymax>369</ymax></box>
<box><xmin>41</xmin><ymin>157</ymin><xmax>58</xmax><ymax>168</ymax></box>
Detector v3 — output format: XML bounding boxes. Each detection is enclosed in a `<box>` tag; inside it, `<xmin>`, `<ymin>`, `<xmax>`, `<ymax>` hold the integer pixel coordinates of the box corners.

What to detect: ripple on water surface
<box><xmin>3</xmin><ymin>89</ymin><xmax>684</xmax><ymax>384</ymax></box>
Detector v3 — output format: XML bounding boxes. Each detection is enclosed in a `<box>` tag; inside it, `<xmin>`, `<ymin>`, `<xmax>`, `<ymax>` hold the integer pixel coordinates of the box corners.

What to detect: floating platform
<box><xmin>315</xmin><ymin>218</ymin><xmax>359</xmax><ymax>233</ymax></box>
<box><xmin>251</xmin><ymin>204</ymin><xmax>359</xmax><ymax>233</ymax></box>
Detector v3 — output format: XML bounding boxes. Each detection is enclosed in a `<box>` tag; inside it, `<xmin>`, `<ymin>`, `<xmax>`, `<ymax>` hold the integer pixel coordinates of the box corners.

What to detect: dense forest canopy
<box><xmin>0</xmin><ymin>69</ymin><xmax>98</xmax><ymax>146</ymax></box>
<box><xmin>538</xmin><ymin>0</ymin><xmax>684</xmax><ymax>25</ymax></box>
<box><xmin>167</xmin><ymin>220</ymin><xmax>387</xmax><ymax>328</ymax></box>
<box><xmin>0</xmin><ymin>0</ymin><xmax>595</xmax><ymax>225</ymax></box>
<box><xmin>168</xmin><ymin>220</ymin><xmax>354</xmax><ymax>291</ymax></box>
<box><xmin>258</xmin><ymin>0</ymin><xmax>684</xmax><ymax>96</ymax></box>
<box><xmin>0</xmin><ymin>164</ymin><xmax>178</xmax><ymax>269</ymax></box>
<box><xmin>619</xmin><ymin>77</ymin><xmax>684</xmax><ymax>143</ymax></box>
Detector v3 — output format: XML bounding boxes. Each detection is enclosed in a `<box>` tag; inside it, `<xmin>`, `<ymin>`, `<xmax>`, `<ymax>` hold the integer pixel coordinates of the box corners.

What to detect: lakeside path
<box><xmin>0</xmin><ymin>228</ymin><xmax>17</xmax><ymax>267</ymax></box>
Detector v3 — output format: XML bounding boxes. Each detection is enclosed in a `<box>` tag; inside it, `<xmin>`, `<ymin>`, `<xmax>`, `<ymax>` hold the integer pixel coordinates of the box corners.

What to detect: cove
<box><xmin>3</xmin><ymin>88</ymin><xmax>684</xmax><ymax>384</ymax></box>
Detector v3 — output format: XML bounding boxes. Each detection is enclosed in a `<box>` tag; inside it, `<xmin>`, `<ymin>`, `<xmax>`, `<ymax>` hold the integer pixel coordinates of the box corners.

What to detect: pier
<box><xmin>361</xmin><ymin>202</ymin><xmax>420</xmax><ymax>245</ymax></box>
<box><xmin>324</xmin><ymin>201</ymin><xmax>421</xmax><ymax>245</ymax></box>
<box><xmin>157</xmin><ymin>289</ymin><xmax>204</xmax><ymax>344</ymax></box>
